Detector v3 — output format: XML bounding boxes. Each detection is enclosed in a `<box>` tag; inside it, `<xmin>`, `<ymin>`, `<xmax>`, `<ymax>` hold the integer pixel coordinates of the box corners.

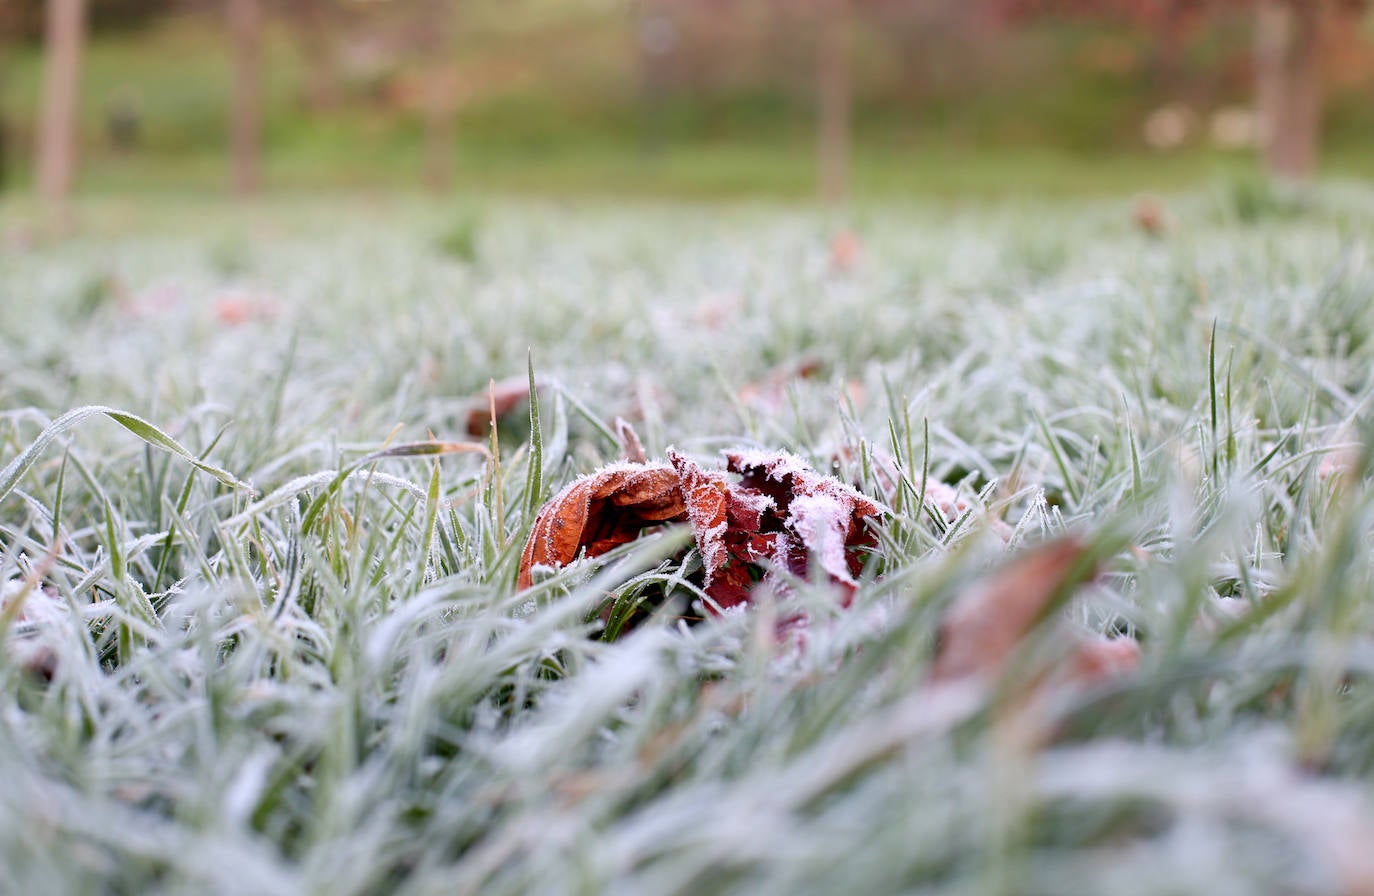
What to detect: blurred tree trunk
<box><xmin>635</xmin><ymin>0</ymin><xmax>675</xmax><ymax>158</ymax></box>
<box><xmin>1148</xmin><ymin>2</ymin><xmax>1191</xmax><ymax>92</ymax></box>
<box><xmin>288</xmin><ymin>0</ymin><xmax>342</xmax><ymax>113</ymax></box>
<box><xmin>422</xmin><ymin>0</ymin><xmax>458</xmax><ymax>193</ymax></box>
<box><xmin>1254</xmin><ymin>0</ymin><xmax>1323</xmax><ymax>182</ymax></box>
<box><xmin>36</xmin><ymin>0</ymin><xmax>86</xmax><ymax>205</ymax></box>
<box><xmin>816</xmin><ymin>0</ymin><xmax>850</xmax><ymax>205</ymax></box>
<box><xmin>0</xmin><ymin>45</ymin><xmax>9</xmax><ymax>195</ymax></box>
<box><xmin>0</xmin><ymin>4</ymin><xmax>17</xmax><ymax>194</ymax></box>
<box><xmin>228</xmin><ymin>0</ymin><xmax>262</xmax><ymax>195</ymax></box>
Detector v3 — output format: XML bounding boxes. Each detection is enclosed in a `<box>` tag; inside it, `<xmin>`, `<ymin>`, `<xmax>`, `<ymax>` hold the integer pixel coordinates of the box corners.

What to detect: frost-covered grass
<box><xmin>2</xmin><ymin>185</ymin><xmax>1374</xmax><ymax>894</ymax></box>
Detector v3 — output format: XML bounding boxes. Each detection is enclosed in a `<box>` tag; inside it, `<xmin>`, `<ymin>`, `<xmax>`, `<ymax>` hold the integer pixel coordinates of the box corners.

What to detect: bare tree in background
<box><xmin>420</xmin><ymin>0</ymin><xmax>459</xmax><ymax>193</ymax></box>
<box><xmin>0</xmin><ymin>5</ymin><xmax>17</xmax><ymax>193</ymax></box>
<box><xmin>228</xmin><ymin>0</ymin><xmax>262</xmax><ymax>195</ymax></box>
<box><xmin>285</xmin><ymin>0</ymin><xmax>343</xmax><ymax>113</ymax></box>
<box><xmin>988</xmin><ymin>0</ymin><xmax>1368</xmax><ymax>182</ymax></box>
<box><xmin>635</xmin><ymin>0</ymin><xmax>676</xmax><ymax>157</ymax></box>
<box><xmin>815</xmin><ymin>0</ymin><xmax>850</xmax><ymax>205</ymax></box>
<box><xmin>36</xmin><ymin>0</ymin><xmax>87</xmax><ymax>205</ymax></box>
<box><xmin>1254</xmin><ymin>0</ymin><xmax>1323</xmax><ymax>182</ymax></box>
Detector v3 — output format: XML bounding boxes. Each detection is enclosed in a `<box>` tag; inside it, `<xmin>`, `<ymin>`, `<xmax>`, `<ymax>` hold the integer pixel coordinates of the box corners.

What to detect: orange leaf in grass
<box><xmin>517</xmin><ymin>463</ymin><xmax>686</xmax><ymax>589</ymax></box>
<box><xmin>465</xmin><ymin>376</ymin><xmax>543</xmax><ymax>437</ymax></box>
<box><xmin>931</xmin><ymin>537</ymin><xmax>1139</xmax><ymax>689</ymax></box>
<box><xmin>931</xmin><ymin>538</ymin><xmax>1092</xmax><ymax>683</ymax></box>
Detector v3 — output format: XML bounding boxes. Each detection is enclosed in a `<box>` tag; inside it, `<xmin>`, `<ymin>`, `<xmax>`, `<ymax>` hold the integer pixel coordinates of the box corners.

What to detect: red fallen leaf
<box><xmin>215</xmin><ymin>298</ymin><xmax>254</xmax><ymax>326</ymax></box>
<box><xmin>829</xmin><ymin>229</ymin><xmax>863</xmax><ymax>272</ymax></box>
<box><xmin>668</xmin><ymin>450</ymin><xmax>778</xmax><ymax>611</ymax></box>
<box><xmin>214</xmin><ymin>293</ymin><xmax>280</xmax><ymax>327</ymax></box>
<box><xmin>725</xmin><ymin>449</ymin><xmax>883</xmax><ymax>589</ymax></box>
<box><xmin>663</xmin><ymin>449</ymin><xmax>884</xmax><ymax>610</ymax></box>
<box><xmin>465</xmin><ymin>376</ymin><xmax>543</xmax><ymax>437</ymax></box>
<box><xmin>1133</xmin><ymin>195</ymin><xmax>1167</xmax><ymax>237</ymax></box>
<box><xmin>517</xmin><ymin>463</ymin><xmax>686</xmax><ymax>589</ymax></box>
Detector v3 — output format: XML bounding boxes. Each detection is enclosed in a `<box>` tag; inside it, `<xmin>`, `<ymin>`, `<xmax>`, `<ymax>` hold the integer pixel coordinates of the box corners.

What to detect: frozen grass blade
<box><xmin>523</xmin><ymin>352</ymin><xmax>544</xmax><ymax>521</ymax></box>
<box><xmin>0</xmin><ymin>406</ymin><xmax>249</xmax><ymax>503</ymax></box>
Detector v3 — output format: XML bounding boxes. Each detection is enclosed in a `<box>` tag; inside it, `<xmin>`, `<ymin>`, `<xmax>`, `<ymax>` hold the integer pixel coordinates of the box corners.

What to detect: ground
<box><xmin>1</xmin><ymin>186</ymin><xmax>1373</xmax><ymax>893</ymax></box>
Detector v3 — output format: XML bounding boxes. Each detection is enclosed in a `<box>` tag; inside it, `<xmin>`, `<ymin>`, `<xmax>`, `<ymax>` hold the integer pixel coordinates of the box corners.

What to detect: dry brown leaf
<box><xmin>465</xmin><ymin>376</ymin><xmax>541</xmax><ymax>437</ymax></box>
<box><xmin>1133</xmin><ymin>195</ymin><xmax>1167</xmax><ymax>237</ymax></box>
<box><xmin>928</xmin><ymin>538</ymin><xmax>1140</xmax><ymax>752</ymax></box>
<box><xmin>829</xmin><ymin>229</ymin><xmax>863</xmax><ymax>272</ymax></box>
<box><xmin>517</xmin><ymin>463</ymin><xmax>686</xmax><ymax>589</ymax></box>
<box><xmin>616</xmin><ymin>417</ymin><xmax>648</xmax><ymax>464</ymax></box>
<box><xmin>932</xmin><ymin>537</ymin><xmax>1100</xmax><ymax>684</ymax></box>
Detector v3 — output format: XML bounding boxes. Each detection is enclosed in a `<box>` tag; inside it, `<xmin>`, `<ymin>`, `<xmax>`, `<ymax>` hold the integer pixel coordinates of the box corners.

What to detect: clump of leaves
<box><xmin>519</xmin><ymin>443</ymin><xmax>886</xmax><ymax>624</ymax></box>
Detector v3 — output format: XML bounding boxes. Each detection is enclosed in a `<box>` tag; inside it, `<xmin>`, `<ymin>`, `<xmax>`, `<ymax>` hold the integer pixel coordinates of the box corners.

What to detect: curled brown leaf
<box><xmin>517</xmin><ymin>463</ymin><xmax>686</xmax><ymax>589</ymax></box>
<box><xmin>465</xmin><ymin>375</ymin><xmax>543</xmax><ymax>438</ymax></box>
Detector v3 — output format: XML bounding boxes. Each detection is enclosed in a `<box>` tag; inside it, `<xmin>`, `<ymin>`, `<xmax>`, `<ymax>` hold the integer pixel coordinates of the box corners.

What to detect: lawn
<box><xmin>2</xmin><ymin>184</ymin><xmax>1374</xmax><ymax>894</ymax></box>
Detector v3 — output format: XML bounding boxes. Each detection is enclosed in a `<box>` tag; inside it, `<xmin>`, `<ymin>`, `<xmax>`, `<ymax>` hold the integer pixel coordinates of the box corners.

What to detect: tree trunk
<box><xmin>423</xmin><ymin>70</ymin><xmax>458</xmax><ymax>193</ymax></box>
<box><xmin>36</xmin><ymin>0</ymin><xmax>86</xmax><ymax>205</ymax></box>
<box><xmin>1254</xmin><ymin>0</ymin><xmax>1324</xmax><ymax>182</ymax></box>
<box><xmin>0</xmin><ymin>5</ymin><xmax>17</xmax><ymax>193</ymax></box>
<box><xmin>635</xmin><ymin>0</ymin><xmax>675</xmax><ymax>158</ymax></box>
<box><xmin>815</xmin><ymin>0</ymin><xmax>850</xmax><ymax>206</ymax></box>
<box><xmin>422</xmin><ymin>0</ymin><xmax>458</xmax><ymax>193</ymax></box>
<box><xmin>228</xmin><ymin>0</ymin><xmax>263</xmax><ymax>196</ymax></box>
<box><xmin>289</xmin><ymin>0</ymin><xmax>342</xmax><ymax>113</ymax></box>
<box><xmin>1148</xmin><ymin>1</ymin><xmax>1191</xmax><ymax>93</ymax></box>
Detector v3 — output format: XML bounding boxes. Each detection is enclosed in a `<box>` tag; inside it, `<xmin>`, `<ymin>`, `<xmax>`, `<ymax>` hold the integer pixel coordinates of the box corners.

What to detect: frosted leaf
<box><xmin>667</xmin><ymin>449</ymin><xmax>731</xmax><ymax>586</ymax></box>
<box><xmin>517</xmin><ymin>462</ymin><xmax>685</xmax><ymax>589</ymax></box>
<box><xmin>788</xmin><ymin>491</ymin><xmax>861</xmax><ymax>585</ymax></box>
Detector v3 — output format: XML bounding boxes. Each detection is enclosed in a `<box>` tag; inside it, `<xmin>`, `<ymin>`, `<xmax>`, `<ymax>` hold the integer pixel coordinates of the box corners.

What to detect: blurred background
<box><xmin>1</xmin><ymin>0</ymin><xmax>1372</xmax><ymax>204</ymax></box>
